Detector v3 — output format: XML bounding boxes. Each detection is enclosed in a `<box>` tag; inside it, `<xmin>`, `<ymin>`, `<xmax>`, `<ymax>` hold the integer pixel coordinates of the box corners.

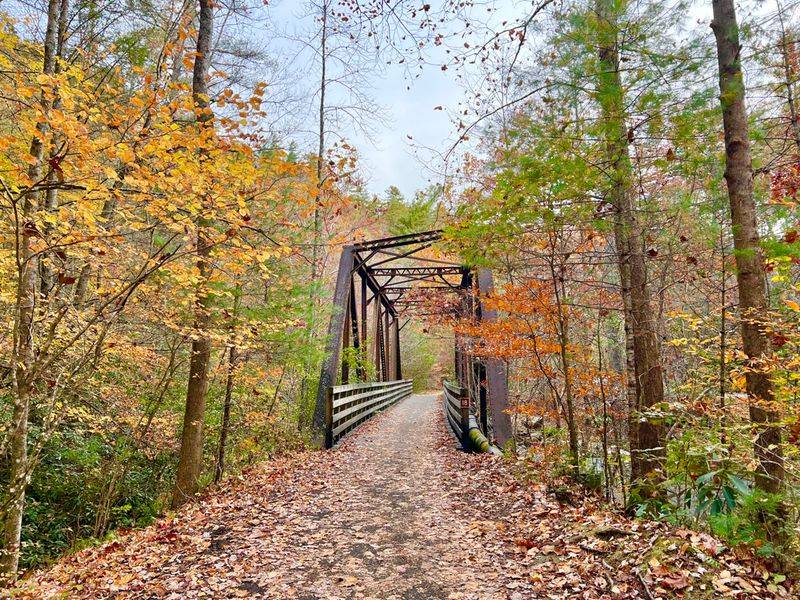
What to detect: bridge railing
<box><xmin>325</xmin><ymin>379</ymin><xmax>413</xmax><ymax>448</ymax></box>
<box><xmin>443</xmin><ymin>381</ymin><xmax>492</xmax><ymax>453</ymax></box>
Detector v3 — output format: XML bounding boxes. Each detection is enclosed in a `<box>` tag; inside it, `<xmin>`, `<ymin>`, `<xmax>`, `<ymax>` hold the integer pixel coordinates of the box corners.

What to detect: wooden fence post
<box><xmin>325</xmin><ymin>387</ymin><xmax>334</xmax><ymax>449</ymax></box>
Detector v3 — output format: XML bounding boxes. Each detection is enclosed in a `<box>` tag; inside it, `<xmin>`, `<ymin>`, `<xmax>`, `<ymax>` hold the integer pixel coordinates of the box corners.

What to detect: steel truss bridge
<box><xmin>312</xmin><ymin>230</ymin><xmax>511</xmax><ymax>451</ymax></box>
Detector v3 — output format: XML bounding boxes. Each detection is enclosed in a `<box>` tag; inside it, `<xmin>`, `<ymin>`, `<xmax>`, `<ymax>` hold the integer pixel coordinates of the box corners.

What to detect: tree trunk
<box><xmin>550</xmin><ymin>254</ymin><xmax>579</xmax><ymax>472</ymax></box>
<box><xmin>171</xmin><ymin>0</ymin><xmax>214</xmax><ymax>509</ymax></box>
<box><xmin>711</xmin><ymin>0</ymin><xmax>784</xmax><ymax>494</ymax></box>
<box><xmin>39</xmin><ymin>0</ymin><xmax>68</xmax><ymax>299</ymax></box>
<box><xmin>215</xmin><ymin>292</ymin><xmax>240</xmax><ymax>484</ymax></box>
<box><xmin>0</xmin><ymin>0</ymin><xmax>61</xmax><ymax>580</ymax></box>
<box><xmin>594</xmin><ymin>0</ymin><xmax>666</xmax><ymax>491</ymax></box>
<box><xmin>309</xmin><ymin>0</ymin><xmax>328</xmax><ymax>333</ymax></box>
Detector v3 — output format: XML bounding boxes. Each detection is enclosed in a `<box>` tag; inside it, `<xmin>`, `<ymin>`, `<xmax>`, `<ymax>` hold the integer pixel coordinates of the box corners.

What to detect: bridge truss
<box><xmin>312</xmin><ymin>230</ymin><xmax>512</xmax><ymax>449</ymax></box>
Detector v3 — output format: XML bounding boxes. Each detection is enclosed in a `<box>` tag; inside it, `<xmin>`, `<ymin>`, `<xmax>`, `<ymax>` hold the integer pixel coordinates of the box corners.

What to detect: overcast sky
<box><xmin>262</xmin><ymin>0</ymin><xmax>512</xmax><ymax>201</ymax></box>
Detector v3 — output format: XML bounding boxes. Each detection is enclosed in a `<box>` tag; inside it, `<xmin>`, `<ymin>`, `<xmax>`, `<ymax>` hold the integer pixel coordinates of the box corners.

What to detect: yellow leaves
<box><xmin>17</xmin><ymin>84</ymin><xmax>37</xmax><ymax>99</ymax></box>
<box><xmin>115</xmin><ymin>144</ymin><xmax>136</xmax><ymax>164</ymax></box>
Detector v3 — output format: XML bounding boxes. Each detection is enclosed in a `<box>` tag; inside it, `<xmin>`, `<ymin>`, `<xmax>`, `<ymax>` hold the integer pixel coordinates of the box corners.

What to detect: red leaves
<box><xmin>22</xmin><ymin>221</ymin><xmax>41</xmax><ymax>238</ymax></box>
<box><xmin>772</xmin><ymin>331</ymin><xmax>790</xmax><ymax>348</ymax></box>
<box><xmin>771</xmin><ymin>159</ymin><xmax>800</xmax><ymax>204</ymax></box>
<box><xmin>660</xmin><ymin>572</ymin><xmax>691</xmax><ymax>591</ymax></box>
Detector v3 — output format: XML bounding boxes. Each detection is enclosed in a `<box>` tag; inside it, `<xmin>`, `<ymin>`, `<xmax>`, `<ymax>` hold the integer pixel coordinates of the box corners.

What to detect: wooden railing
<box><xmin>325</xmin><ymin>379</ymin><xmax>413</xmax><ymax>448</ymax></box>
<box><xmin>443</xmin><ymin>380</ymin><xmax>468</xmax><ymax>440</ymax></box>
<box><xmin>443</xmin><ymin>380</ymin><xmax>492</xmax><ymax>453</ymax></box>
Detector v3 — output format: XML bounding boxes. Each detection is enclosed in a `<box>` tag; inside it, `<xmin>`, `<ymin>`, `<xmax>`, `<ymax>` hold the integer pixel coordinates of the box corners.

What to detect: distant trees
<box><xmin>382</xmin><ymin>185</ymin><xmax>441</xmax><ymax>236</ymax></box>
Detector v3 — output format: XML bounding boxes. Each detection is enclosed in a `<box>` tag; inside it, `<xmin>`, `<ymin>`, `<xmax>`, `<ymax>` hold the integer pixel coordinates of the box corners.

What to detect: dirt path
<box><xmin>18</xmin><ymin>394</ymin><xmax>791</xmax><ymax>599</ymax></box>
<box><xmin>202</xmin><ymin>392</ymin><xmax>488</xmax><ymax>599</ymax></box>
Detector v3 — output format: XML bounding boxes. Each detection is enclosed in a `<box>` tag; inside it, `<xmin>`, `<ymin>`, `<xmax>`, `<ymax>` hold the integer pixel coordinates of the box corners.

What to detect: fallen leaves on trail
<box><xmin>15</xmin><ymin>394</ymin><xmax>795</xmax><ymax>599</ymax></box>
<box><xmin>435</xmin><ymin>433</ymin><xmax>795</xmax><ymax>599</ymax></box>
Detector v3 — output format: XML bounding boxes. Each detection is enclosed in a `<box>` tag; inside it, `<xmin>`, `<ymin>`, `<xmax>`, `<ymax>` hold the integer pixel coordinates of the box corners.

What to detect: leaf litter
<box><xmin>14</xmin><ymin>394</ymin><xmax>794</xmax><ymax>599</ymax></box>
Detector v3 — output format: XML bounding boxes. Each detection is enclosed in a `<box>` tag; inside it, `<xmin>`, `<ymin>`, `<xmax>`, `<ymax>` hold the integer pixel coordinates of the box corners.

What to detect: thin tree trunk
<box><xmin>619</xmin><ymin>238</ymin><xmax>641</xmax><ymax>481</ymax></box>
<box><xmin>39</xmin><ymin>0</ymin><xmax>69</xmax><ymax>299</ymax></box>
<box><xmin>776</xmin><ymin>1</ymin><xmax>800</xmax><ymax>151</ymax></box>
<box><xmin>309</xmin><ymin>0</ymin><xmax>328</xmax><ymax>330</ymax></box>
<box><xmin>549</xmin><ymin>253</ymin><xmax>578</xmax><ymax>472</ymax></box>
<box><xmin>718</xmin><ymin>213</ymin><xmax>729</xmax><ymax>447</ymax></box>
<box><xmin>0</xmin><ymin>0</ymin><xmax>61</xmax><ymax>580</ymax></box>
<box><xmin>215</xmin><ymin>291</ymin><xmax>241</xmax><ymax>484</ymax></box>
<box><xmin>598</xmin><ymin>319</ymin><xmax>613</xmax><ymax>501</ymax></box>
<box><xmin>172</xmin><ymin>0</ymin><xmax>214</xmax><ymax>509</ymax></box>
<box><xmin>711</xmin><ymin>0</ymin><xmax>784</xmax><ymax>495</ymax></box>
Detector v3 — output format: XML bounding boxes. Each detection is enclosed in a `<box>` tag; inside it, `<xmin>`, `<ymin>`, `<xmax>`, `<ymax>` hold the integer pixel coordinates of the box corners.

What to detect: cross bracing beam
<box><xmin>368</xmin><ymin>243</ymin><xmax>435</xmax><ymax>268</ymax></box>
<box><xmin>383</xmin><ymin>286</ymin><xmax>456</xmax><ymax>293</ymax></box>
<box><xmin>369</xmin><ymin>266</ymin><xmax>466</xmax><ymax>277</ymax></box>
<box><xmin>372</xmin><ymin>276</ymin><xmax>462</xmax><ymax>290</ymax></box>
<box><xmin>352</xmin><ymin>230</ymin><xmax>443</xmax><ymax>252</ymax></box>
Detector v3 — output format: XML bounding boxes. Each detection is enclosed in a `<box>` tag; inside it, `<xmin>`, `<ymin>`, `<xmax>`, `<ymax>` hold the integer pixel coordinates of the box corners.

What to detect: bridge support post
<box><xmin>476</xmin><ymin>268</ymin><xmax>513</xmax><ymax>449</ymax></box>
<box><xmin>394</xmin><ymin>318</ymin><xmax>402</xmax><ymax>380</ymax></box>
<box><xmin>477</xmin><ymin>363</ymin><xmax>489</xmax><ymax>434</ymax></box>
<box><xmin>313</xmin><ymin>246</ymin><xmax>355</xmax><ymax>448</ymax></box>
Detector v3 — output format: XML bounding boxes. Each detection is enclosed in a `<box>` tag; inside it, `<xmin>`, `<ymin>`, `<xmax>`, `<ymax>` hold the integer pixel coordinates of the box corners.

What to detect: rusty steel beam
<box><xmin>383</xmin><ymin>285</ymin><xmax>455</xmax><ymax>294</ymax></box>
<box><xmin>352</xmin><ymin>230</ymin><xmax>443</xmax><ymax>252</ymax></box>
<box><xmin>373</xmin><ymin>275</ymin><xmax>462</xmax><ymax>289</ymax></box>
<box><xmin>368</xmin><ymin>242</ymin><xmax>435</xmax><ymax>268</ymax></box>
<box><xmin>369</xmin><ymin>266</ymin><xmax>466</xmax><ymax>277</ymax></box>
<box><xmin>357</xmin><ymin>263</ymin><xmax>397</xmax><ymax>318</ymax></box>
<box><xmin>476</xmin><ymin>268</ymin><xmax>512</xmax><ymax>448</ymax></box>
<box><xmin>313</xmin><ymin>246</ymin><xmax>355</xmax><ymax>446</ymax></box>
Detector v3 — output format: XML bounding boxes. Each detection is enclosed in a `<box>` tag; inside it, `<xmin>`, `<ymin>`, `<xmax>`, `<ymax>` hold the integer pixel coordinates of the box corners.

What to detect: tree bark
<box><xmin>594</xmin><ymin>0</ymin><xmax>666</xmax><ymax>490</ymax></box>
<box><xmin>711</xmin><ymin>0</ymin><xmax>784</xmax><ymax>494</ymax></box>
<box><xmin>308</xmin><ymin>0</ymin><xmax>328</xmax><ymax>340</ymax></box>
<box><xmin>0</xmin><ymin>0</ymin><xmax>61</xmax><ymax>580</ymax></box>
<box><xmin>171</xmin><ymin>0</ymin><xmax>214</xmax><ymax>509</ymax></box>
